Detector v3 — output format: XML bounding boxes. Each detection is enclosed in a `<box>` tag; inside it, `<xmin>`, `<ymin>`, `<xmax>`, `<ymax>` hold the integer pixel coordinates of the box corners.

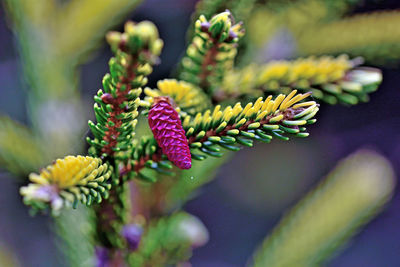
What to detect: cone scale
<box><xmin>148</xmin><ymin>97</ymin><xmax>192</xmax><ymax>169</ymax></box>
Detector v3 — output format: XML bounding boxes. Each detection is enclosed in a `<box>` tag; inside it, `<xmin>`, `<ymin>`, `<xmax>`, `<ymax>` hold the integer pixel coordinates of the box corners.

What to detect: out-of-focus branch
<box><xmin>250</xmin><ymin>150</ymin><xmax>396</xmax><ymax>267</ymax></box>
<box><xmin>294</xmin><ymin>11</ymin><xmax>400</xmax><ymax>64</ymax></box>
<box><xmin>3</xmin><ymin>0</ymin><xmax>143</xmax><ymax>159</ymax></box>
<box><xmin>0</xmin><ymin>115</ymin><xmax>48</xmax><ymax>177</ymax></box>
<box><xmin>217</xmin><ymin>55</ymin><xmax>382</xmax><ymax>105</ymax></box>
<box><xmin>55</xmin><ymin>0</ymin><xmax>143</xmax><ymax>58</ymax></box>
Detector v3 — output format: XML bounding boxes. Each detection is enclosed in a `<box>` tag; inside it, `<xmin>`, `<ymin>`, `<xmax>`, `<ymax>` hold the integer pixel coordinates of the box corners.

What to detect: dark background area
<box><xmin>0</xmin><ymin>0</ymin><xmax>400</xmax><ymax>266</ymax></box>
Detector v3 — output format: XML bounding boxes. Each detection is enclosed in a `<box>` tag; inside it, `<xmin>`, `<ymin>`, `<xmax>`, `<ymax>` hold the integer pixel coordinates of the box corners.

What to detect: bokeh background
<box><xmin>1</xmin><ymin>0</ymin><xmax>400</xmax><ymax>266</ymax></box>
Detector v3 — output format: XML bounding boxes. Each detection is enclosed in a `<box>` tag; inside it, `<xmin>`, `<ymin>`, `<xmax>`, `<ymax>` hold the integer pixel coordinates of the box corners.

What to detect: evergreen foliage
<box><xmin>3</xmin><ymin>0</ymin><xmax>143</xmax><ymax>158</ymax></box>
<box><xmin>0</xmin><ymin>115</ymin><xmax>47</xmax><ymax>176</ymax></box>
<box><xmin>217</xmin><ymin>55</ymin><xmax>382</xmax><ymax>105</ymax></box>
<box><xmin>179</xmin><ymin>11</ymin><xmax>245</xmax><ymax>95</ymax></box>
<box><xmin>295</xmin><ymin>10</ymin><xmax>400</xmax><ymax>64</ymax></box>
<box><xmin>1</xmin><ymin>2</ymin><xmax>395</xmax><ymax>266</ymax></box>
<box><xmin>125</xmin><ymin>91</ymin><xmax>318</xmax><ymax>180</ymax></box>
<box><xmin>87</xmin><ymin>21</ymin><xmax>163</xmax><ymax>158</ymax></box>
<box><xmin>251</xmin><ymin>150</ymin><xmax>395</xmax><ymax>267</ymax></box>
<box><xmin>20</xmin><ymin>156</ymin><xmax>113</xmax><ymax>213</ymax></box>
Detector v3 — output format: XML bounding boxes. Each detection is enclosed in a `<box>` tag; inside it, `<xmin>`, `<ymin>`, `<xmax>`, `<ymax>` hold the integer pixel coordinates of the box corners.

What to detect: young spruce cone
<box><xmin>148</xmin><ymin>97</ymin><xmax>192</xmax><ymax>169</ymax></box>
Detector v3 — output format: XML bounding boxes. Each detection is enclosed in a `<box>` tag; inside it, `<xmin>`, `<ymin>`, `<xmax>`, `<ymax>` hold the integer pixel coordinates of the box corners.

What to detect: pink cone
<box><xmin>148</xmin><ymin>97</ymin><xmax>192</xmax><ymax>169</ymax></box>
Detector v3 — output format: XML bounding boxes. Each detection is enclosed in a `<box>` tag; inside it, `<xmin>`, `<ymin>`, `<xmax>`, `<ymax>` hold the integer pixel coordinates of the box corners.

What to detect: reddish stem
<box><xmin>198</xmin><ymin>41</ymin><xmax>219</xmax><ymax>93</ymax></box>
<box><xmin>101</xmin><ymin>57</ymin><xmax>138</xmax><ymax>156</ymax></box>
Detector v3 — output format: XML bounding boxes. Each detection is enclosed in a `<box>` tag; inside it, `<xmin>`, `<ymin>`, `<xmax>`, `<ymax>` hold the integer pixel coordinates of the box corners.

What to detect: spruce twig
<box><xmin>251</xmin><ymin>150</ymin><xmax>395</xmax><ymax>267</ymax></box>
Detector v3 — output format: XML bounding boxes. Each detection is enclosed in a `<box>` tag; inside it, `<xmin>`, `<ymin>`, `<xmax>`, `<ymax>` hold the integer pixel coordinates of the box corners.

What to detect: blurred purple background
<box><xmin>1</xmin><ymin>1</ymin><xmax>400</xmax><ymax>266</ymax></box>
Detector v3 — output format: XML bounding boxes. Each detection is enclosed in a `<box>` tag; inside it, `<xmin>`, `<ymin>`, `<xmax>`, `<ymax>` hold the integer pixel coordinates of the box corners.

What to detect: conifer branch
<box><xmin>4</xmin><ymin>0</ymin><xmax>144</xmax><ymax>160</ymax></box>
<box><xmin>87</xmin><ymin>21</ymin><xmax>163</xmax><ymax>251</ymax></box>
<box><xmin>0</xmin><ymin>115</ymin><xmax>48</xmax><ymax>176</ymax></box>
<box><xmin>12</xmin><ymin>8</ymin><xmax>389</xmax><ymax>267</ymax></box>
<box><xmin>87</xmin><ymin>21</ymin><xmax>163</xmax><ymax>158</ymax></box>
<box><xmin>94</xmin><ymin>181</ymin><xmax>129</xmax><ymax>249</ymax></box>
<box><xmin>20</xmin><ymin>156</ymin><xmax>113</xmax><ymax>214</ymax></box>
<box><xmin>294</xmin><ymin>10</ymin><xmax>400</xmax><ymax>64</ymax></box>
<box><xmin>187</xmin><ymin>0</ymin><xmax>257</xmax><ymax>66</ymax></box>
<box><xmin>251</xmin><ymin>150</ymin><xmax>395</xmax><ymax>267</ymax></box>
<box><xmin>179</xmin><ymin>11</ymin><xmax>245</xmax><ymax>95</ymax></box>
<box><xmin>215</xmin><ymin>55</ymin><xmax>382</xmax><ymax>105</ymax></box>
<box><xmin>189</xmin><ymin>0</ymin><xmax>256</xmax><ymax>37</ymax></box>
<box><xmin>126</xmin><ymin>91</ymin><xmax>318</xmax><ymax>180</ymax></box>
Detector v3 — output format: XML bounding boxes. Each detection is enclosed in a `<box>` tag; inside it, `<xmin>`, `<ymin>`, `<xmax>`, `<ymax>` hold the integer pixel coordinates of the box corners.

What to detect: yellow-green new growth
<box><xmin>21</xmin><ymin>156</ymin><xmax>113</xmax><ymax>213</ymax></box>
<box><xmin>218</xmin><ymin>55</ymin><xmax>382</xmax><ymax>105</ymax></box>
<box><xmin>0</xmin><ymin>115</ymin><xmax>48</xmax><ymax>176</ymax></box>
<box><xmin>295</xmin><ymin>10</ymin><xmax>400</xmax><ymax>64</ymax></box>
<box><xmin>9</xmin><ymin>7</ymin><xmax>389</xmax><ymax>267</ymax></box>
<box><xmin>183</xmin><ymin>90</ymin><xmax>318</xmax><ymax>143</ymax></box>
<box><xmin>251</xmin><ymin>150</ymin><xmax>395</xmax><ymax>267</ymax></box>
<box><xmin>129</xmin><ymin>90</ymin><xmax>318</xmax><ymax>178</ymax></box>
<box><xmin>144</xmin><ymin>79</ymin><xmax>211</xmax><ymax>115</ymax></box>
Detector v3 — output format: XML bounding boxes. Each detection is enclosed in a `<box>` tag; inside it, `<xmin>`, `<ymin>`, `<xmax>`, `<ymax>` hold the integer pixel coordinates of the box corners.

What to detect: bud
<box><xmin>177</xmin><ymin>215</ymin><xmax>209</xmax><ymax>248</ymax></box>
<box><xmin>95</xmin><ymin>247</ymin><xmax>110</xmax><ymax>267</ymax></box>
<box><xmin>121</xmin><ymin>224</ymin><xmax>143</xmax><ymax>251</ymax></box>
